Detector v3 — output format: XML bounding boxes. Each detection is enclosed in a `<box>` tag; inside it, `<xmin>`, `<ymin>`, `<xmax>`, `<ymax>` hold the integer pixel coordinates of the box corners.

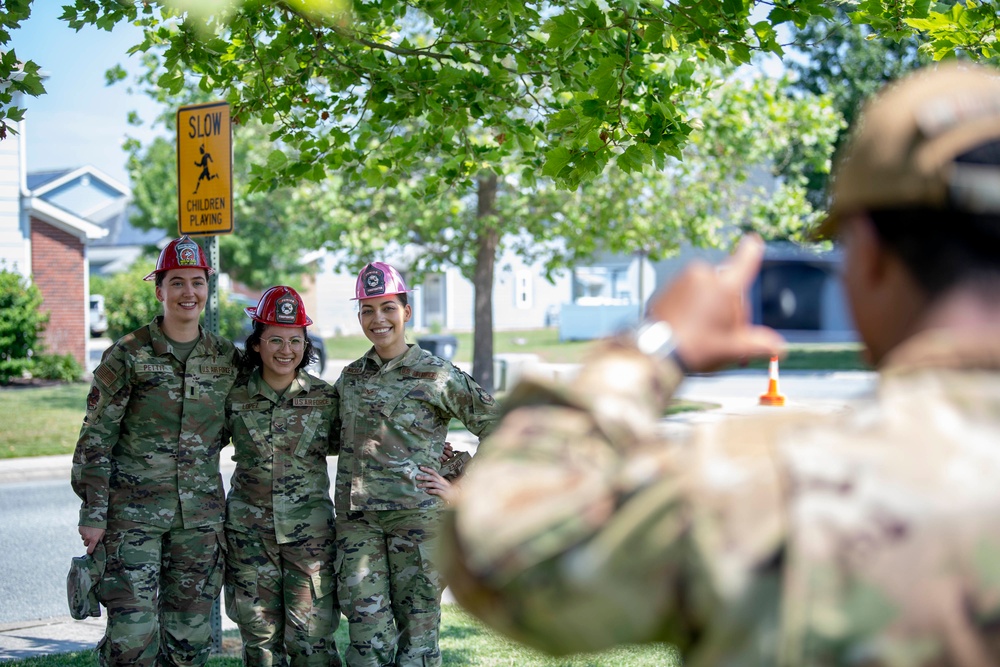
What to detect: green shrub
<box><xmin>0</xmin><ymin>357</ymin><xmax>32</xmax><ymax>383</ymax></box>
<box><xmin>31</xmin><ymin>352</ymin><xmax>85</xmax><ymax>382</ymax></box>
<box><xmin>91</xmin><ymin>261</ymin><xmax>162</xmax><ymax>341</ymax></box>
<box><xmin>219</xmin><ymin>292</ymin><xmax>252</xmax><ymax>342</ymax></box>
<box><xmin>0</xmin><ymin>268</ymin><xmax>49</xmax><ymax>384</ymax></box>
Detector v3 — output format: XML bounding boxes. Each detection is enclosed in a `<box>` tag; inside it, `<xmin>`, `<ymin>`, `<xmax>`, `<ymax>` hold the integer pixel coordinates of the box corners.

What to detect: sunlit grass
<box><xmin>2</xmin><ymin>605</ymin><xmax>681</xmax><ymax>667</ymax></box>
<box><xmin>0</xmin><ymin>383</ymin><xmax>88</xmax><ymax>458</ymax></box>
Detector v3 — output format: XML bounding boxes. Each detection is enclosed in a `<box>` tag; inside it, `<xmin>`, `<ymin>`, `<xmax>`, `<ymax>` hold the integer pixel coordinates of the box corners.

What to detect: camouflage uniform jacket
<box><xmin>333</xmin><ymin>344</ymin><xmax>499</xmax><ymax>512</ymax></box>
<box><xmin>445</xmin><ymin>329</ymin><xmax>1000</xmax><ymax>666</ymax></box>
<box><xmin>225</xmin><ymin>368</ymin><xmax>337</xmax><ymax>543</ymax></box>
<box><xmin>72</xmin><ymin>317</ymin><xmax>238</xmax><ymax>530</ymax></box>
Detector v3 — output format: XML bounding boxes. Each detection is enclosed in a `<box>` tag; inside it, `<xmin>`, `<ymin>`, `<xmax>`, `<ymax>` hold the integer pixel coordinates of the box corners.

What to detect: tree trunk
<box><xmin>472</xmin><ymin>173</ymin><xmax>498</xmax><ymax>393</ymax></box>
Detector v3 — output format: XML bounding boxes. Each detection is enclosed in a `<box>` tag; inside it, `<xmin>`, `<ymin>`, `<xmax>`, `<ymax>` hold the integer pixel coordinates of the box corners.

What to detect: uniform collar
<box><xmin>247</xmin><ymin>367</ymin><xmax>313</xmax><ymax>402</ymax></box>
<box><xmin>149</xmin><ymin>315</ymin><xmax>199</xmax><ymax>357</ymax></box>
<box><xmin>147</xmin><ymin>316</ymin><xmax>218</xmax><ymax>358</ymax></box>
<box><xmin>363</xmin><ymin>343</ymin><xmax>421</xmax><ymax>373</ymax></box>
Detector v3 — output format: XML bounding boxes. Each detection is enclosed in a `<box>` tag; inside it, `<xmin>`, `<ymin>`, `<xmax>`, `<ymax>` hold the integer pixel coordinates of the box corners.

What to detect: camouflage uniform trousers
<box><xmin>225</xmin><ymin>530</ymin><xmax>342</xmax><ymax>667</ymax></box>
<box><xmin>96</xmin><ymin>518</ymin><xmax>223</xmax><ymax>667</ymax></box>
<box><xmin>336</xmin><ymin>509</ymin><xmax>443</xmax><ymax>667</ymax></box>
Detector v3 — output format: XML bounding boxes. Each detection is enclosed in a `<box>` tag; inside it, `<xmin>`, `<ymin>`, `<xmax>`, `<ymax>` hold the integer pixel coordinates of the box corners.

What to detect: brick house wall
<box><xmin>30</xmin><ymin>218</ymin><xmax>86</xmax><ymax>366</ymax></box>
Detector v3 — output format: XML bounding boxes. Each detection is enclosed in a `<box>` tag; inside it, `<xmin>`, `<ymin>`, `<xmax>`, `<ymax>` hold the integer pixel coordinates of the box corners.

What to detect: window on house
<box><xmin>423</xmin><ymin>273</ymin><xmax>445</xmax><ymax>328</ymax></box>
<box><xmin>515</xmin><ymin>270</ymin><xmax>533</xmax><ymax>309</ymax></box>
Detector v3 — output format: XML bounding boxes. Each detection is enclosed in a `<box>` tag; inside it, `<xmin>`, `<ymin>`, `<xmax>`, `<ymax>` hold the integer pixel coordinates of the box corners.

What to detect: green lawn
<box><xmin>3</xmin><ymin>605</ymin><xmax>682</xmax><ymax>667</ymax></box>
<box><xmin>741</xmin><ymin>341</ymin><xmax>869</xmax><ymax>371</ymax></box>
<box><xmin>326</xmin><ymin>328</ymin><xmax>598</xmax><ymax>364</ymax></box>
<box><xmin>0</xmin><ymin>332</ymin><xmax>868</xmax><ymax>459</ymax></box>
<box><xmin>331</xmin><ymin>328</ymin><xmax>869</xmax><ymax>370</ymax></box>
<box><xmin>0</xmin><ymin>383</ymin><xmax>88</xmax><ymax>458</ymax></box>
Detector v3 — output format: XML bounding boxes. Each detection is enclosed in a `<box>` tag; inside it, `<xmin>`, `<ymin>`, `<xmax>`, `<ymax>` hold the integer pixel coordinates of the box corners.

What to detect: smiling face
<box><xmin>253</xmin><ymin>324</ymin><xmax>306</xmax><ymax>390</ymax></box>
<box><xmin>358</xmin><ymin>294</ymin><xmax>412</xmax><ymax>360</ymax></box>
<box><xmin>155</xmin><ymin>268</ymin><xmax>208</xmax><ymax>328</ymax></box>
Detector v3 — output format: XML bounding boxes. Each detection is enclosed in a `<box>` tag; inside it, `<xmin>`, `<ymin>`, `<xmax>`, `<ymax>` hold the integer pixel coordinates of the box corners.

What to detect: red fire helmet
<box><xmin>244</xmin><ymin>286</ymin><xmax>314</xmax><ymax>327</ymax></box>
<box><xmin>143</xmin><ymin>236</ymin><xmax>215</xmax><ymax>281</ymax></box>
<box><xmin>351</xmin><ymin>262</ymin><xmax>411</xmax><ymax>301</ymax></box>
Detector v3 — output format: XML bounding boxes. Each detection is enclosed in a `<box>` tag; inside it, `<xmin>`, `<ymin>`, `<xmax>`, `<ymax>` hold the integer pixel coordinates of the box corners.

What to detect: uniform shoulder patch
<box><xmin>476</xmin><ymin>387</ymin><xmax>496</xmax><ymax>405</ymax></box>
<box><xmin>86</xmin><ymin>385</ymin><xmax>101</xmax><ymax>412</ymax></box>
<box><xmin>94</xmin><ymin>362</ymin><xmax>119</xmax><ymax>388</ymax></box>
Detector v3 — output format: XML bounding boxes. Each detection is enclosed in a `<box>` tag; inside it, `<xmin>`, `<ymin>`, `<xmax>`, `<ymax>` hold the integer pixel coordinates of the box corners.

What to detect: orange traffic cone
<box><xmin>759</xmin><ymin>356</ymin><xmax>786</xmax><ymax>406</ymax></box>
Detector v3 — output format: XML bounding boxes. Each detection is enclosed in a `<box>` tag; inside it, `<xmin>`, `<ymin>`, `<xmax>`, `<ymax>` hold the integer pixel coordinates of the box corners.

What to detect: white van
<box><xmin>89</xmin><ymin>294</ymin><xmax>108</xmax><ymax>337</ymax></box>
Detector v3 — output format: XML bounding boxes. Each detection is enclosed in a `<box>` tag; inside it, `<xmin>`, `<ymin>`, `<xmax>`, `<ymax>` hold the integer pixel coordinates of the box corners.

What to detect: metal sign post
<box><xmin>205</xmin><ymin>236</ymin><xmax>221</xmax><ymax>336</ymax></box>
<box><xmin>176</xmin><ymin>102</ymin><xmax>233</xmax><ymax>654</ymax></box>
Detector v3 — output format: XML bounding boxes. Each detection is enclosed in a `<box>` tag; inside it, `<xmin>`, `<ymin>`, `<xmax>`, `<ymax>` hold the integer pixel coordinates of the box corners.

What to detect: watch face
<box><xmin>635</xmin><ymin>320</ymin><xmax>676</xmax><ymax>357</ymax></box>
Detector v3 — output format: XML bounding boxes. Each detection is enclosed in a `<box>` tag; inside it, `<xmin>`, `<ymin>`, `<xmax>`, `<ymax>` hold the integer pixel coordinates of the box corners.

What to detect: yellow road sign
<box><xmin>177</xmin><ymin>102</ymin><xmax>233</xmax><ymax>236</ymax></box>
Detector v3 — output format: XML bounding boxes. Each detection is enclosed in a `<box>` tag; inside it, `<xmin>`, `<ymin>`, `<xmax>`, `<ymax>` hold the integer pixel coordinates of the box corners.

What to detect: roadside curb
<box><xmin>0</xmin><ymin>616</ymin><xmax>104</xmax><ymax>662</ymax></box>
<box><xmin>0</xmin><ymin>455</ymin><xmax>72</xmax><ymax>484</ymax></box>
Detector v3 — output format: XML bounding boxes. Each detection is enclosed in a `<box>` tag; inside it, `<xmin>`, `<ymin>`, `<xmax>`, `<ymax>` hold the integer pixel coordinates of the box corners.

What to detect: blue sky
<box><xmin>11</xmin><ymin>4</ymin><xmax>164</xmax><ymax>186</ymax></box>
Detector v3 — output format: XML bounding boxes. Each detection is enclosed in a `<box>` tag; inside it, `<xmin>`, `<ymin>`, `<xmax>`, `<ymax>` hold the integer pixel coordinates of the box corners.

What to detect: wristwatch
<box><xmin>632</xmin><ymin>319</ymin><xmax>688</xmax><ymax>373</ymax></box>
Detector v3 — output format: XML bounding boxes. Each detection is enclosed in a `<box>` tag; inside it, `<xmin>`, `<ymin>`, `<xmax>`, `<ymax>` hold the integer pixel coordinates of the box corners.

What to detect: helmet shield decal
<box><xmin>175</xmin><ymin>238</ymin><xmax>199</xmax><ymax>267</ymax></box>
<box><xmin>362</xmin><ymin>265</ymin><xmax>386</xmax><ymax>297</ymax></box>
<box><xmin>275</xmin><ymin>294</ymin><xmax>298</xmax><ymax>324</ymax></box>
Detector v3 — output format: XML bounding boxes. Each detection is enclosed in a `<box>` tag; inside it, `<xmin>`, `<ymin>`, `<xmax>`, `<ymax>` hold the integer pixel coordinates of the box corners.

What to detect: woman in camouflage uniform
<box><xmin>72</xmin><ymin>236</ymin><xmax>238</xmax><ymax>666</ymax></box>
<box><xmin>332</xmin><ymin>262</ymin><xmax>500</xmax><ymax>667</ymax></box>
<box><xmin>224</xmin><ymin>286</ymin><xmax>341</xmax><ymax>666</ymax></box>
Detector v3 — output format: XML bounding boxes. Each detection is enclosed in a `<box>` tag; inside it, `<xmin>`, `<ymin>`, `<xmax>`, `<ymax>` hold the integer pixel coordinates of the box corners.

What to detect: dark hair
<box><xmin>239</xmin><ymin>321</ymin><xmax>316</xmax><ymax>376</ymax></box>
<box><xmin>867</xmin><ymin>141</ymin><xmax>1000</xmax><ymax>301</ymax></box>
<box><xmin>154</xmin><ymin>268</ymin><xmax>210</xmax><ymax>287</ymax></box>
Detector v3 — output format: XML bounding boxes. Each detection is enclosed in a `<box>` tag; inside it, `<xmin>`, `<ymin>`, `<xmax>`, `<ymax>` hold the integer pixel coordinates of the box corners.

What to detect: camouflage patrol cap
<box><xmin>817</xmin><ymin>63</ymin><xmax>1000</xmax><ymax>238</ymax></box>
<box><xmin>67</xmin><ymin>542</ymin><xmax>105</xmax><ymax>620</ymax></box>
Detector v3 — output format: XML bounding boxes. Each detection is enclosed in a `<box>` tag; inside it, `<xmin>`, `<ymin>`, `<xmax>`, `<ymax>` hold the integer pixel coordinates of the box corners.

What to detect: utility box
<box><xmin>417</xmin><ymin>335</ymin><xmax>458</xmax><ymax>361</ymax></box>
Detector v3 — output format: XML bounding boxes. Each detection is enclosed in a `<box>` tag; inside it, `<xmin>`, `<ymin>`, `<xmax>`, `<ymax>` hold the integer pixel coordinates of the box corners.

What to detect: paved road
<box><xmin>0</xmin><ymin>477</ymin><xmax>82</xmax><ymax>624</ymax></box>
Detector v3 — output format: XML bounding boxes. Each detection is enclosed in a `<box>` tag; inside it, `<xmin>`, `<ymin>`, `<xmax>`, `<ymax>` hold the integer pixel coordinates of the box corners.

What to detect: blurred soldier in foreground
<box><xmin>442</xmin><ymin>63</ymin><xmax>1000</xmax><ymax>666</ymax></box>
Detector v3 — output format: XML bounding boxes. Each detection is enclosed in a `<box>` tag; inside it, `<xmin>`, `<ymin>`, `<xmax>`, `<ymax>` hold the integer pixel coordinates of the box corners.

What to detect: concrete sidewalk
<box><xmin>0</xmin><ymin>616</ymin><xmax>105</xmax><ymax>662</ymax></box>
<box><xmin>0</xmin><ymin>454</ymin><xmax>74</xmax><ymax>484</ymax></box>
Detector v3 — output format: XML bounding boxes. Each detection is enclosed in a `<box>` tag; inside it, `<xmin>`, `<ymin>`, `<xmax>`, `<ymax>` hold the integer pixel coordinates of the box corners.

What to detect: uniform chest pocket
<box><xmin>132</xmin><ymin>364</ymin><xmax>176</xmax><ymax>395</ymax></box>
<box><xmin>383</xmin><ymin>385</ymin><xmax>442</xmax><ymax>439</ymax></box>
<box><xmin>234</xmin><ymin>409</ymin><xmax>273</xmax><ymax>463</ymax></box>
<box><xmin>341</xmin><ymin>376</ymin><xmax>369</xmax><ymax>416</ymax></box>
<box><xmin>293</xmin><ymin>410</ymin><xmax>328</xmax><ymax>459</ymax></box>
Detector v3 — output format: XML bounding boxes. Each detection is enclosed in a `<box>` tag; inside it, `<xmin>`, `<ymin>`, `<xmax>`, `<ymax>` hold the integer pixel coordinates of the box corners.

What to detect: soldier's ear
<box><xmin>852</xmin><ymin>215</ymin><xmax>889</xmax><ymax>288</ymax></box>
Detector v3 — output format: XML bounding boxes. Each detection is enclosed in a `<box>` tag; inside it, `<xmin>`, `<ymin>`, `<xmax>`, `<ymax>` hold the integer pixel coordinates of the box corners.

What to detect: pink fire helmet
<box><xmin>351</xmin><ymin>262</ymin><xmax>411</xmax><ymax>301</ymax></box>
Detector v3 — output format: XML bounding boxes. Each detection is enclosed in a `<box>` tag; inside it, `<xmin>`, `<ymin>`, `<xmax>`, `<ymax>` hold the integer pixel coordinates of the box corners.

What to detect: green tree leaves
<box><xmin>0</xmin><ymin>1</ymin><xmax>47</xmax><ymax>139</ymax></box>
